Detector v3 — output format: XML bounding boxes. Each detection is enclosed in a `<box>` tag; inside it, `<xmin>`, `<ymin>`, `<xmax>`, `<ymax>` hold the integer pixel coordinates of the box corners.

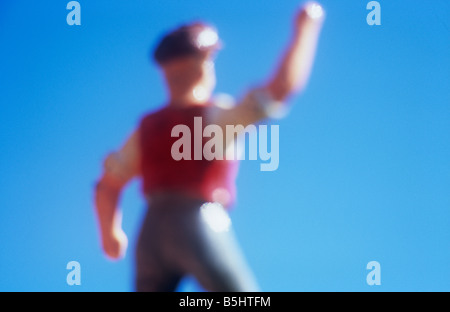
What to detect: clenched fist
<box><xmin>102</xmin><ymin>226</ymin><xmax>128</xmax><ymax>260</ymax></box>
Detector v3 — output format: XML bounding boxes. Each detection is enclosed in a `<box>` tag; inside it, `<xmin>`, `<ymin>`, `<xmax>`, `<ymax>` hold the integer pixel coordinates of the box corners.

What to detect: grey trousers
<box><xmin>135</xmin><ymin>193</ymin><xmax>259</xmax><ymax>292</ymax></box>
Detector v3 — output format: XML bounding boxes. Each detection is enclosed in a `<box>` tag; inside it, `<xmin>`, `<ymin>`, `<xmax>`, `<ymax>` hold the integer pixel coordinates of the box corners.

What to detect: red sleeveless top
<box><xmin>138</xmin><ymin>104</ymin><xmax>239</xmax><ymax>207</ymax></box>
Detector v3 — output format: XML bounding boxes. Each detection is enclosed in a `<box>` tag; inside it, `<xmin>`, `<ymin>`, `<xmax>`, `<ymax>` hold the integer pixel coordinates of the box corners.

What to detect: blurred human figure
<box><xmin>94</xmin><ymin>2</ymin><xmax>325</xmax><ymax>292</ymax></box>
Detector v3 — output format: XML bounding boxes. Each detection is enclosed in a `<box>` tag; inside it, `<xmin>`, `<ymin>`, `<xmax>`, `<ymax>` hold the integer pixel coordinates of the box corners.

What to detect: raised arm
<box><xmin>214</xmin><ymin>2</ymin><xmax>325</xmax><ymax>129</ymax></box>
<box><xmin>94</xmin><ymin>130</ymin><xmax>140</xmax><ymax>260</ymax></box>
<box><xmin>266</xmin><ymin>2</ymin><xmax>325</xmax><ymax>102</ymax></box>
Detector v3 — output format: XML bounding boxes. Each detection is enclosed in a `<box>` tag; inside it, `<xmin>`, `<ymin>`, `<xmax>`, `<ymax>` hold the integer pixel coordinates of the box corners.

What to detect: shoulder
<box><xmin>204</xmin><ymin>93</ymin><xmax>236</xmax><ymax>123</ymax></box>
<box><xmin>211</xmin><ymin>93</ymin><xmax>236</xmax><ymax>110</ymax></box>
<box><xmin>139</xmin><ymin>105</ymin><xmax>171</xmax><ymax>127</ymax></box>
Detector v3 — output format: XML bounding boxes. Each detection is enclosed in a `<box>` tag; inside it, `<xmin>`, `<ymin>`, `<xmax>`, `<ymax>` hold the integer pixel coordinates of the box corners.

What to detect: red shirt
<box><xmin>138</xmin><ymin>104</ymin><xmax>239</xmax><ymax>207</ymax></box>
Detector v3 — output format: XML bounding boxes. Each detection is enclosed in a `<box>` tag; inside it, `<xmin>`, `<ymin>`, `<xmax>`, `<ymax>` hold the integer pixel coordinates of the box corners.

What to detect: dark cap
<box><xmin>153</xmin><ymin>22</ymin><xmax>221</xmax><ymax>66</ymax></box>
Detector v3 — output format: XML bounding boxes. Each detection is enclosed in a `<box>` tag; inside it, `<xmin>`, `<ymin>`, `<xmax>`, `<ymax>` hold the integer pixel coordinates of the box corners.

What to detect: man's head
<box><xmin>154</xmin><ymin>22</ymin><xmax>221</xmax><ymax>66</ymax></box>
<box><xmin>153</xmin><ymin>22</ymin><xmax>221</xmax><ymax>104</ymax></box>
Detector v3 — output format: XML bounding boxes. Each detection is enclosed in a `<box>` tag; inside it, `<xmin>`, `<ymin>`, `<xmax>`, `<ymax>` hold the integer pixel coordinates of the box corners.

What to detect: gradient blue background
<box><xmin>0</xmin><ymin>0</ymin><xmax>449</xmax><ymax>292</ymax></box>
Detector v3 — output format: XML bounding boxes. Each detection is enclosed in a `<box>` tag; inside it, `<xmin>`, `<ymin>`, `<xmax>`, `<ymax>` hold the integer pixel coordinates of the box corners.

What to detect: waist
<box><xmin>145</xmin><ymin>189</ymin><xmax>235</xmax><ymax>213</ymax></box>
<box><xmin>146</xmin><ymin>191</ymin><xmax>207</xmax><ymax>209</ymax></box>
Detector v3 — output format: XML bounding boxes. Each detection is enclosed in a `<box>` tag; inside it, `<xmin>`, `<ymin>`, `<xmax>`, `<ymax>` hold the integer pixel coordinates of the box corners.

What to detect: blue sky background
<box><xmin>0</xmin><ymin>0</ymin><xmax>449</xmax><ymax>292</ymax></box>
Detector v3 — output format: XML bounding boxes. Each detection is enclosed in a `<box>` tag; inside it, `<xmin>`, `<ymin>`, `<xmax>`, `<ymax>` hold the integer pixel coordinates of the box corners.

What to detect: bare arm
<box><xmin>214</xmin><ymin>2</ymin><xmax>325</xmax><ymax>130</ymax></box>
<box><xmin>94</xmin><ymin>131</ymin><xmax>140</xmax><ymax>260</ymax></box>
<box><xmin>95</xmin><ymin>173</ymin><xmax>127</xmax><ymax>260</ymax></box>
<box><xmin>266</xmin><ymin>2</ymin><xmax>325</xmax><ymax>101</ymax></box>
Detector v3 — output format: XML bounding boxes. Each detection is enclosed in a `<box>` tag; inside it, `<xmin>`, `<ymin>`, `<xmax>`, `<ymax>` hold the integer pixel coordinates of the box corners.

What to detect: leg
<box><xmin>174</xmin><ymin>203</ymin><xmax>260</xmax><ymax>292</ymax></box>
<box><xmin>135</xmin><ymin>209</ymin><xmax>183</xmax><ymax>292</ymax></box>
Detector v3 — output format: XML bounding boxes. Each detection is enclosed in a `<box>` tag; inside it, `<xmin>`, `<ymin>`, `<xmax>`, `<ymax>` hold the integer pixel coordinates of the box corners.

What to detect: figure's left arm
<box><xmin>215</xmin><ymin>2</ymin><xmax>325</xmax><ymax>130</ymax></box>
<box><xmin>266</xmin><ymin>1</ymin><xmax>325</xmax><ymax>102</ymax></box>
